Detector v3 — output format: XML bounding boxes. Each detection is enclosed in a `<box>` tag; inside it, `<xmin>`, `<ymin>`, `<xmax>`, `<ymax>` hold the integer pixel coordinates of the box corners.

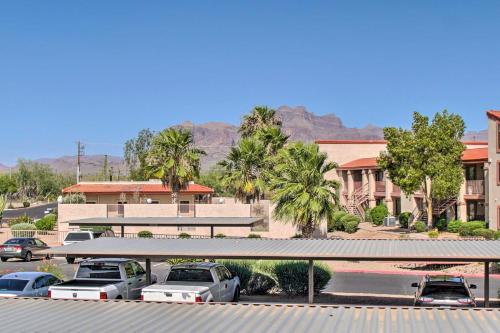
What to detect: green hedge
<box><xmin>8</xmin><ymin>214</ymin><xmax>33</xmax><ymax>227</ymax></box>
<box><xmin>364</xmin><ymin>208</ymin><xmax>373</xmax><ymax>223</ymax></box>
<box><xmin>398</xmin><ymin>212</ymin><xmax>411</xmax><ymax>229</ymax></box>
<box><xmin>11</xmin><ymin>223</ymin><xmax>37</xmax><ymax>237</ymax></box>
<box><xmin>428</xmin><ymin>229</ymin><xmax>439</xmax><ymax>239</ymax></box>
<box><xmin>434</xmin><ymin>218</ymin><xmax>447</xmax><ymax>232</ymax></box>
<box><xmin>413</xmin><ymin>221</ymin><xmax>427</xmax><ymax>233</ymax></box>
<box><xmin>35</xmin><ymin>214</ymin><xmax>56</xmax><ymax>231</ymax></box>
<box><xmin>138</xmin><ymin>230</ymin><xmax>153</xmax><ymax>238</ymax></box>
<box><xmin>329</xmin><ymin>211</ymin><xmax>347</xmax><ymax>232</ymax></box>
<box><xmin>371</xmin><ymin>204</ymin><xmax>388</xmax><ymax>226</ymax></box>
<box><xmin>471</xmin><ymin>228</ymin><xmax>498</xmax><ymax>240</ymax></box>
<box><xmin>340</xmin><ymin>214</ymin><xmax>360</xmax><ymax>234</ymax></box>
<box><xmin>447</xmin><ymin>220</ymin><xmax>464</xmax><ymax>233</ymax></box>
<box><xmin>458</xmin><ymin>221</ymin><xmax>486</xmax><ymax>237</ymax></box>
<box><xmin>217</xmin><ymin>259</ymin><xmax>255</xmax><ymax>292</ymax></box>
<box><xmin>248</xmin><ymin>234</ymin><xmax>261</xmax><ymax>238</ymax></box>
<box><xmin>178</xmin><ymin>233</ymin><xmax>191</xmax><ymax>239</ymax></box>
<box><xmin>274</xmin><ymin>261</ymin><xmax>332</xmax><ymax>296</ymax></box>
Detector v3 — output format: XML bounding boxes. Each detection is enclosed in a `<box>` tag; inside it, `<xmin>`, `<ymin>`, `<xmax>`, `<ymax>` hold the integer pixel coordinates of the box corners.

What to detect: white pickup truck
<box><xmin>63</xmin><ymin>230</ymin><xmax>115</xmax><ymax>264</ymax></box>
<box><xmin>141</xmin><ymin>262</ymin><xmax>240</xmax><ymax>303</ymax></box>
<box><xmin>49</xmin><ymin>258</ymin><xmax>156</xmax><ymax>300</ymax></box>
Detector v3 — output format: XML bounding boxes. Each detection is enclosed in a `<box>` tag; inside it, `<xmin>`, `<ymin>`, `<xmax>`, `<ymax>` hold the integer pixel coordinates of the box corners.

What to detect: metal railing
<box><xmin>375</xmin><ymin>181</ymin><xmax>385</xmax><ymax>193</ymax></box>
<box><xmin>465</xmin><ymin>180</ymin><xmax>485</xmax><ymax>195</ymax></box>
<box><xmin>107</xmin><ymin>204</ymin><xmax>124</xmax><ymax>217</ymax></box>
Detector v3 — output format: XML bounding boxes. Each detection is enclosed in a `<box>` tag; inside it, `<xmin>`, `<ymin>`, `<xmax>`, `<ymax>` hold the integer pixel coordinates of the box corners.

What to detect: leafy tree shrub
<box><xmin>8</xmin><ymin>214</ymin><xmax>33</xmax><ymax>227</ymax></box>
<box><xmin>138</xmin><ymin>230</ymin><xmax>153</xmax><ymax>238</ymax></box>
<box><xmin>35</xmin><ymin>214</ymin><xmax>57</xmax><ymax>231</ymax></box>
<box><xmin>428</xmin><ymin>229</ymin><xmax>439</xmax><ymax>239</ymax></box>
<box><xmin>37</xmin><ymin>261</ymin><xmax>64</xmax><ymax>280</ymax></box>
<box><xmin>340</xmin><ymin>214</ymin><xmax>360</xmax><ymax>234</ymax></box>
<box><xmin>217</xmin><ymin>260</ymin><xmax>254</xmax><ymax>292</ymax></box>
<box><xmin>434</xmin><ymin>218</ymin><xmax>447</xmax><ymax>231</ymax></box>
<box><xmin>247</xmin><ymin>272</ymin><xmax>276</xmax><ymax>295</ymax></box>
<box><xmin>329</xmin><ymin>211</ymin><xmax>347</xmax><ymax>232</ymax></box>
<box><xmin>447</xmin><ymin>220</ymin><xmax>464</xmax><ymax>233</ymax></box>
<box><xmin>178</xmin><ymin>233</ymin><xmax>191</xmax><ymax>239</ymax></box>
<box><xmin>471</xmin><ymin>228</ymin><xmax>496</xmax><ymax>240</ymax></box>
<box><xmin>11</xmin><ymin>223</ymin><xmax>37</xmax><ymax>237</ymax></box>
<box><xmin>291</xmin><ymin>234</ymin><xmax>303</xmax><ymax>238</ymax></box>
<box><xmin>398</xmin><ymin>212</ymin><xmax>411</xmax><ymax>229</ymax></box>
<box><xmin>274</xmin><ymin>261</ymin><xmax>332</xmax><ymax>296</ymax></box>
<box><xmin>22</xmin><ymin>201</ymin><xmax>30</xmax><ymax>208</ymax></box>
<box><xmin>215</xmin><ymin>233</ymin><xmax>226</xmax><ymax>238</ymax></box>
<box><xmin>61</xmin><ymin>193</ymin><xmax>86</xmax><ymax>204</ymax></box>
<box><xmin>413</xmin><ymin>221</ymin><xmax>427</xmax><ymax>233</ymax></box>
<box><xmin>370</xmin><ymin>204</ymin><xmax>389</xmax><ymax>226</ymax></box>
<box><xmin>458</xmin><ymin>221</ymin><xmax>486</xmax><ymax>237</ymax></box>
<box><xmin>247</xmin><ymin>233</ymin><xmax>261</xmax><ymax>238</ymax></box>
<box><xmin>364</xmin><ymin>208</ymin><xmax>373</xmax><ymax>223</ymax></box>
<box><xmin>166</xmin><ymin>258</ymin><xmax>205</xmax><ymax>266</ymax></box>
<box><xmin>496</xmin><ymin>231</ymin><xmax>500</xmax><ymax>240</ymax></box>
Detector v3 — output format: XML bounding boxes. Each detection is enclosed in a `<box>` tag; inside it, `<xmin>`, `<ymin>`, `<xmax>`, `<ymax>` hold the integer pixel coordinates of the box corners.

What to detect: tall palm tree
<box><xmin>239</xmin><ymin>106</ymin><xmax>282</xmax><ymax>138</ymax></box>
<box><xmin>146</xmin><ymin>128</ymin><xmax>205</xmax><ymax>203</ymax></box>
<box><xmin>255</xmin><ymin>125</ymin><xmax>289</xmax><ymax>156</ymax></box>
<box><xmin>218</xmin><ymin>138</ymin><xmax>266</xmax><ymax>203</ymax></box>
<box><xmin>267</xmin><ymin>142</ymin><xmax>340</xmax><ymax>238</ymax></box>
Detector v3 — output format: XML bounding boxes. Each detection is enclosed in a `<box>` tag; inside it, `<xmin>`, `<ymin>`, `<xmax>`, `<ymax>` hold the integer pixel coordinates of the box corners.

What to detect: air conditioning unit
<box><xmin>384</xmin><ymin>216</ymin><xmax>396</xmax><ymax>227</ymax></box>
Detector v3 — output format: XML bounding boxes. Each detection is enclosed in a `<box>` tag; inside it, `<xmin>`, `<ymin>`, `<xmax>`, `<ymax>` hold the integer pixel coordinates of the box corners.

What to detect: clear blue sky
<box><xmin>1</xmin><ymin>0</ymin><xmax>499</xmax><ymax>165</ymax></box>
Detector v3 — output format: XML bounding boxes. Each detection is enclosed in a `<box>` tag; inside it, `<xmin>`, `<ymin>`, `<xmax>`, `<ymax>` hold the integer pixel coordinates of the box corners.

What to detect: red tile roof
<box><xmin>339</xmin><ymin>157</ymin><xmax>379</xmax><ymax>170</ymax></box>
<box><xmin>315</xmin><ymin>140</ymin><xmax>387</xmax><ymax>144</ymax></box>
<box><xmin>486</xmin><ymin>110</ymin><xmax>500</xmax><ymax>120</ymax></box>
<box><xmin>462</xmin><ymin>147</ymin><xmax>488</xmax><ymax>162</ymax></box>
<box><xmin>63</xmin><ymin>182</ymin><xmax>214</xmax><ymax>194</ymax></box>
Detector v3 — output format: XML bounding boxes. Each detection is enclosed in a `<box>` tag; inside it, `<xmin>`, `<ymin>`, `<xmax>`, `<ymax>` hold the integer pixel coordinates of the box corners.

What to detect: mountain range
<box><xmin>0</xmin><ymin>106</ymin><xmax>488</xmax><ymax>175</ymax></box>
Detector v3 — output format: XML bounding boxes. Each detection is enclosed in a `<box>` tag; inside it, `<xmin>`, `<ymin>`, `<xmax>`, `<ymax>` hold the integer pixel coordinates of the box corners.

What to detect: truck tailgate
<box><xmin>50</xmin><ymin>287</ymin><xmax>102</xmax><ymax>300</ymax></box>
<box><xmin>142</xmin><ymin>284</ymin><xmax>210</xmax><ymax>302</ymax></box>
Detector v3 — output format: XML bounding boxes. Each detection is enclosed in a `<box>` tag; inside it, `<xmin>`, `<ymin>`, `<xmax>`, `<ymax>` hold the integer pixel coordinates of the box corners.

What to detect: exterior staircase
<box><xmin>411</xmin><ymin>198</ymin><xmax>457</xmax><ymax>224</ymax></box>
<box><xmin>344</xmin><ymin>183</ymin><xmax>369</xmax><ymax>220</ymax></box>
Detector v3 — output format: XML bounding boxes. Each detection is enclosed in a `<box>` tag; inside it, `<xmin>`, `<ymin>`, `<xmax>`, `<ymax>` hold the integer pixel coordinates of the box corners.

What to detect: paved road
<box><xmin>1</xmin><ymin>260</ymin><xmax>498</xmax><ymax>302</ymax></box>
<box><xmin>2</xmin><ymin>202</ymin><xmax>57</xmax><ymax>223</ymax></box>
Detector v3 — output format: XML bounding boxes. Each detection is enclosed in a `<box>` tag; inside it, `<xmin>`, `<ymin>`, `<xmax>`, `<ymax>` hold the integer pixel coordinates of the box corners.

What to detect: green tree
<box><xmin>267</xmin><ymin>142</ymin><xmax>340</xmax><ymax>238</ymax></box>
<box><xmin>239</xmin><ymin>106</ymin><xmax>282</xmax><ymax>138</ymax></box>
<box><xmin>0</xmin><ymin>174</ymin><xmax>17</xmax><ymax>196</ymax></box>
<box><xmin>195</xmin><ymin>166</ymin><xmax>234</xmax><ymax>197</ymax></box>
<box><xmin>124</xmin><ymin>129</ymin><xmax>154</xmax><ymax>180</ymax></box>
<box><xmin>0</xmin><ymin>194</ymin><xmax>7</xmax><ymax>220</ymax></box>
<box><xmin>145</xmin><ymin>128</ymin><xmax>205</xmax><ymax>203</ymax></box>
<box><xmin>378</xmin><ymin>111</ymin><xmax>465</xmax><ymax>226</ymax></box>
<box><xmin>255</xmin><ymin>125</ymin><xmax>289</xmax><ymax>156</ymax></box>
<box><xmin>218</xmin><ymin>137</ymin><xmax>266</xmax><ymax>203</ymax></box>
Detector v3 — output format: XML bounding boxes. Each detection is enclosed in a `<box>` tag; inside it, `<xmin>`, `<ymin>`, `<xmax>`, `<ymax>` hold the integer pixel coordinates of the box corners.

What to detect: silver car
<box><xmin>412</xmin><ymin>275</ymin><xmax>477</xmax><ymax>307</ymax></box>
<box><xmin>0</xmin><ymin>272</ymin><xmax>63</xmax><ymax>298</ymax></box>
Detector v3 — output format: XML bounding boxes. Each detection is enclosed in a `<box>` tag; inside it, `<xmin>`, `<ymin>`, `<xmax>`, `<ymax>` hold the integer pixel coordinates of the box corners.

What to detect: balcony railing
<box><xmin>465</xmin><ymin>180</ymin><xmax>485</xmax><ymax>195</ymax></box>
<box><xmin>392</xmin><ymin>185</ymin><xmax>401</xmax><ymax>194</ymax></box>
<box><xmin>353</xmin><ymin>181</ymin><xmax>362</xmax><ymax>191</ymax></box>
<box><xmin>375</xmin><ymin>181</ymin><xmax>385</xmax><ymax>193</ymax></box>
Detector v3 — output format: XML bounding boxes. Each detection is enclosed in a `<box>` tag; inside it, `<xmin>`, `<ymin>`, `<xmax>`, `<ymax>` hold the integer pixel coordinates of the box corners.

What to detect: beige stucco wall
<box><xmin>124</xmin><ymin>204</ymin><xmax>178</xmax><ymax>217</ymax></box>
<box><xmin>85</xmin><ymin>194</ymin><xmax>195</xmax><ymax>204</ymax></box>
<box><xmin>487</xmin><ymin>118</ymin><xmax>499</xmax><ymax>230</ymax></box>
<box><xmin>196</xmin><ymin>204</ymin><xmax>251</xmax><ymax>217</ymax></box>
<box><xmin>58</xmin><ymin>204</ymin><xmax>108</xmax><ymax>232</ymax></box>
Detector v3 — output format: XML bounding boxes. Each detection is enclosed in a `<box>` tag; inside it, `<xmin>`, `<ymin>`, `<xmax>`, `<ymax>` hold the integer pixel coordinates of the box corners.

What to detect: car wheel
<box><xmin>232</xmin><ymin>286</ymin><xmax>240</xmax><ymax>302</ymax></box>
<box><xmin>66</xmin><ymin>257</ymin><xmax>75</xmax><ymax>264</ymax></box>
<box><xmin>0</xmin><ymin>257</ymin><xmax>7</xmax><ymax>262</ymax></box>
<box><xmin>24</xmin><ymin>252</ymin><xmax>32</xmax><ymax>262</ymax></box>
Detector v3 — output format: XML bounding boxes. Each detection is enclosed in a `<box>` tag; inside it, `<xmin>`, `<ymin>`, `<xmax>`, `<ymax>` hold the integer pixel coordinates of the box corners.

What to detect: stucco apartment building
<box><xmin>317</xmin><ymin>110</ymin><xmax>500</xmax><ymax>231</ymax></box>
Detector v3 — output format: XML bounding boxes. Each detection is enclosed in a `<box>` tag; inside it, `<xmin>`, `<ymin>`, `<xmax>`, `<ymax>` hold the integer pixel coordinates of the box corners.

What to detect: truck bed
<box><xmin>55</xmin><ymin>279</ymin><xmax>122</xmax><ymax>288</ymax></box>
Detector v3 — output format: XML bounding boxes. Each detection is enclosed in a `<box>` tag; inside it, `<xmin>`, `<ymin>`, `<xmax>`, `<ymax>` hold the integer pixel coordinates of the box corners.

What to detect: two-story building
<box><xmin>317</xmin><ymin>110</ymin><xmax>499</xmax><ymax>230</ymax></box>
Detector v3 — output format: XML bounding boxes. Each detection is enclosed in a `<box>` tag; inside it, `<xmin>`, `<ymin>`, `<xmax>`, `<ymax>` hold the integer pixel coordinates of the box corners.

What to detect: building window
<box><xmin>497</xmin><ymin>162</ymin><xmax>500</xmax><ymax>185</ymax></box>
<box><xmin>374</xmin><ymin>170</ymin><xmax>384</xmax><ymax>182</ymax></box>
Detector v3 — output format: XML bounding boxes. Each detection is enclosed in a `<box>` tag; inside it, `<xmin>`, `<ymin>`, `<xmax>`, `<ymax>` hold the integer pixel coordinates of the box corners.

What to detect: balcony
<box><xmin>465</xmin><ymin>180</ymin><xmax>485</xmax><ymax>195</ymax></box>
<box><xmin>375</xmin><ymin>181</ymin><xmax>385</xmax><ymax>193</ymax></box>
<box><xmin>353</xmin><ymin>181</ymin><xmax>362</xmax><ymax>191</ymax></box>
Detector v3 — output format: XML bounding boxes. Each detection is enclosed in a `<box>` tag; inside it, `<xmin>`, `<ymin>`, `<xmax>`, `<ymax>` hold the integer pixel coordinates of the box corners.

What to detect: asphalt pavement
<box><xmin>1</xmin><ymin>202</ymin><xmax>57</xmax><ymax>224</ymax></box>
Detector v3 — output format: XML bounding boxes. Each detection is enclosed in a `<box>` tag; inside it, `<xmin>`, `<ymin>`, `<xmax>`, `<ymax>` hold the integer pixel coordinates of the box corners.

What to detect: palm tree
<box><xmin>218</xmin><ymin>138</ymin><xmax>266</xmax><ymax>203</ymax></box>
<box><xmin>267</xmin><ymin>142</ymin><xmax>340</xmax><ymax>238</ymax></box>
<box><xmin>145</xmin><ymin>128</ymin><xmax>205</xmax><ymax>203</ymax></box>
<box><xmin>239</xmin><ymin>106</ymin><xmax>282</xmax><ymax>138</ymax></box>
<box><xmin>255</xmin><ymin>125</ymin><xmax>289</xmax><ymax>155</ymax></box>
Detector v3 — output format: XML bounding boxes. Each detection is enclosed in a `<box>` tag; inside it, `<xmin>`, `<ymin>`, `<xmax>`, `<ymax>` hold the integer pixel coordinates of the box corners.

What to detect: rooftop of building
<box><xmin>62</xmin><ymin>180</ymin><xmax>214</xmax><ymax>194</ymax></box>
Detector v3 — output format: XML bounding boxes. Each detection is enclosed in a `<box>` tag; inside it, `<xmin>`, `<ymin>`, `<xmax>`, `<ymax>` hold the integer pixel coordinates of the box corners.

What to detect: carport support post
<box><xmin>120</xmin><ymin>225</ymin><xmax>124</xmax><ymax>238</ymax></box>
<box><xmin>484</xmin><ymin>261</ymin><xmax>490</xmax><ymax>308</ymax></box>
<box><xmin>308</xmin><ymin>260</ymin><xmax>314</xmax><ymax>304</ymax></box>
<box><xmin>146</xmin><ymin>258</ymin><xmax>151</xmax><ymax>285</ymax></box>
<box><xmin>210</xmin><ymin>226</ymin><xmax>214</xmax><ymax>238</ymax></box>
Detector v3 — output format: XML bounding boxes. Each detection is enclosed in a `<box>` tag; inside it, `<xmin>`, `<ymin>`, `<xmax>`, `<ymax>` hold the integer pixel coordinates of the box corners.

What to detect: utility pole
<box><xmin>102</xmin><ymin>154</ymin><xmax>108</xmax><ymax>181</ymax></box>
<box><xmin>109</xmin><ymin>166</ymin><xmax>114</xmax><ymax>182</ymax></box>
<box><xmin>76</xmin><ymin>141</ymin><xmax>85</xmax><ymax>183</ymax></box>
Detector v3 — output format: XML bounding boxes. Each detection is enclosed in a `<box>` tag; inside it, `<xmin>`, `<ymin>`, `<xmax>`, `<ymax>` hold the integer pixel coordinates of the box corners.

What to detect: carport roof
<box><xmin>67</xmin><ymin>217</ymin><xmax>262</xmax><ymax>227</ymax></box>
<box><xmin>0</xmin><ymin>298</ymin><xmax>498</xmax><ymax>333</ymax></box>
<box><xmin>43</xmin><ymin>237</ymin><xmax>500</xmax><ymax>262</ymax></box>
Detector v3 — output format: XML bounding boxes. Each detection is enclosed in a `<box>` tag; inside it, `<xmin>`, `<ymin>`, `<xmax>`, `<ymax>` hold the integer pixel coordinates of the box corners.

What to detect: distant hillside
<box><xmin>0</xmin><ymin>163</ymin><xmax>9</xmax><ymax>173</ymax></box>
<box><xmin>2</xmin><ymin>106</ymin><xmax>488</xmax><ymax>172</ymax></box>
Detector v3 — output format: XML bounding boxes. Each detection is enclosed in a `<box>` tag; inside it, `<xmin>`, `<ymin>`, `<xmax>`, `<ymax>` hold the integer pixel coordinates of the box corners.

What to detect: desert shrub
<box><xmin>447</xmin><ymin>220</ymin><xmax>464</xmax><ymax>233</ymax></box>
<box><xmin>37</xmin><ymin>261</ymin><xmax>65</xmax><ymax>280</ymax></box>
<box><xmin>217</xmin><ymin>259</ymin><xmax>254</xmax><ymax>292</ymax></box>
<box><xmin>166</xmin><ymin>258</ymin><xmax>205</xmax><ymax>266</ymax></box>
<box><xmin>471</xmin><ymin>228</ymin><xmax>496</xmax><ymax>240</ymax></box>
<box><xmin>35</xmin><ymin>214</ymin><xmax>57</xmax><ymax>231</ymax></box>
<box><xmin>364</xmin><ymin>208</ymin><xmax>373</xmax><ymax>223</ymax></box>
<box><xmin>370</xmin><ymin>204</ymin><xmax>389</xmax><ymax>226</ymax></box>
<box><xmin>413</xmin><ymin>221</ymin><xmax>427</xmax><ymax>233</ymax></box>
<box><xmin>247</xmin><ymin>272</ymin><xmax>277</xmax><ymax>295</ymax></box>
<box><xmin>22</xmin><ymin>201</ymin><xmax>30</xmax><ymax>208</ymax></box>
<box><xmin>458</xmin><ymin>221</ymin><xmax>487</xmax><ymax>237</ymax></box>
<box><xmin>340</xmin><ymin>214</ymin><xmax>360</xmax><ymax>234</ymax></box>
<box><xmin>274</xmin><ymin>261</ymin><xmax>332</xmax><ymax>296</ymax></box>
<box><xmin>178</xmin><ymin>233</ymin><xmax>191</xmax><ymax>239</ymax></box>
<box><xmin>434</xmin><ymin>218</ymin><xmax>447</xmax><ymax>232</ymax></box>
<box><xmin>329</xmin><ymin>211</ymin><xmax>347</xmax><ymax>232</ymax></box>
<box><xmin>428</xmin><ymin>229</ymin><xmax>439</xmax><ymax>239</ymax></box>
<box><xmin>215</xmin><ymin>233</ymin><xmax>226</xmax><ymax>238</ymax></box>
<box><xmin>8</xmin><ymin>214</ymin><xmax>33</xmax><ymax>227</ymax></box>
<box><xmin>138</xmin><ymin>230</ymin><xmax>153</xmax><ymax>238</ymax></box>
<box><xmin>11</xmin><ymin>223</ymin><xmax>37</xmax><ymax>237</ymax></box>
<box><xmin>496</xmin><ymin>231</ymin><xmax>500</xmax><ymax>240</ymax></box>
<box><xmin>248</xmin><ymin>233</ymin><xmax>261</xmax><ymax>238</ymax></box>
<box><xmin>398</xmin><ymin>212</ymin><xmax>411</xmax><ymax>229</ymax></box>
<box><xmin>291</xmin><ymin>234</ymin><xmax>303</xmax><ymax>238</ymax></box>
<box><xmin>61</xmin><ymin>193</ymin><xmax>86</xmax><ymax>204</ymax></box>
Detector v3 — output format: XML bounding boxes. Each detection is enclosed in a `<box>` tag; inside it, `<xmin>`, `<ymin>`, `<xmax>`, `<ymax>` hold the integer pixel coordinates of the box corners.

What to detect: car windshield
<box><xmin>422</xmin><ymin>284</ymin><xmax>469</xmax><ymax>299</ymax></box>
<box><xmin>64</xmin><ymin>233</ymin><xmax>91</xmax><ymax>241</ymax></box>
<box><xmin>0</xmin><ymin>279</ymin><xmax>29</xmax><ymax>291</ymax></box>
<box><xmin>76</xmin><ymin>263</ymin><xmax>121</xmax><ymax>279</ymax></box>
<box><xmin>167</xmin><ymin>269</ymin><xmax>214</xmax><ymax>283</ymax></box>
<box><xmin>4</xmin><ymin>239</ymin><xmax>26</xmax><ymax>245</ymax></box>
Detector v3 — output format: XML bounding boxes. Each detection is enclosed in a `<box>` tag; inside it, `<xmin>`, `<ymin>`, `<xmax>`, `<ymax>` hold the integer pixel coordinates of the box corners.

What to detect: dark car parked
<box><xmin>0</xmin><ymin>238</ymin><xmax>50</xmax><ymax>262</ymax></box>
<box><xmin>412</xmin><ymin>275</ymin><xmax>477</xmax><ymax>307</ymax></box>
